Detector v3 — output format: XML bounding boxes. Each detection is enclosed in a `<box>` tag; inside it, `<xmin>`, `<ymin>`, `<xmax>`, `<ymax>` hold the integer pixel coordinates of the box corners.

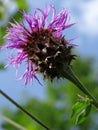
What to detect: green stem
<box><xmin>63</xmin><ymin>66</ymin><xmax>98</xmax><ymax>108</ymax></box>
<box><xmin>0</xmin><ymin>114</ymin><xmax>26</xmax><ymax>130</ymax></box>
<box><xmin>0</xmin><ymin>89</ymin><xmax>51</xmax><ymax>130</ymax></box>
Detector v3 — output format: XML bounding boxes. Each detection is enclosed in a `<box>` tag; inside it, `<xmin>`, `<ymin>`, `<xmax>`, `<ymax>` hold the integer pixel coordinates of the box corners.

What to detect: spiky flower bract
<box><xmin>2</xmin><ymin>5</ymin><xmax>75</xmax><ymax>85</ymax></box>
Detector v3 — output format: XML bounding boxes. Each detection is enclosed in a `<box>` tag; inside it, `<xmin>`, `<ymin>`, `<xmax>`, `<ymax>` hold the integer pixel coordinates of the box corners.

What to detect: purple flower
<box><xmin>2</xmin><ymin>5</ymin><xmax>75</xmax><ymax>85</ymax></box>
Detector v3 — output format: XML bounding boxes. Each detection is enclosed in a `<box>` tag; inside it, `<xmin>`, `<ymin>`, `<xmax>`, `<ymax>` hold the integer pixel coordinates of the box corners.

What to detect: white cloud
<box><xmin>61</xmin><ymin>0</ymin><xmax>98</xmax><ymax>36</ymax></box>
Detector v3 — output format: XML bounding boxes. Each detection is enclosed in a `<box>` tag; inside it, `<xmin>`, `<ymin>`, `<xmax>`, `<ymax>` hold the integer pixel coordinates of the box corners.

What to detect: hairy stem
<box><xmin>63</xmin><ymin>66</ymin><xmax>98</xmax><ymax>108</ymax></box>
<box><xmin>0</xmin><ymin>89</ymin><xmax>51</xmax><ymax>130</ymax></box>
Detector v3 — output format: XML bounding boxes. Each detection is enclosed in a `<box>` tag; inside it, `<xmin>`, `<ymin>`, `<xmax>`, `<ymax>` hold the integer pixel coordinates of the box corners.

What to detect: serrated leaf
<box><xmin>71</xmin><ymin>101</ymin><xmax>90</xmax><ymax>118</ymax></box>
<box><xmin>75</xmin><ymin>109</ymin><xmax>86</xmax><ymax>124</ymax></box>
<box><xmin>71</xmin><ymin>97</ymin><xmax>92</xmax><ymax>125</ymax></box>
<box><xmin>75</xmin><ymin>104</ymin><xmax>92</xmax><ymax>124</ymax></box>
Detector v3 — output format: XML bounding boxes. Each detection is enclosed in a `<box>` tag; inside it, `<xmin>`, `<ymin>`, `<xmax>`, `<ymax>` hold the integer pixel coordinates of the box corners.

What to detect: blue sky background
<box><xmin>0</xmin><ymin>0</ymin><xmax>98</xmax><ymax>127</ymax></box>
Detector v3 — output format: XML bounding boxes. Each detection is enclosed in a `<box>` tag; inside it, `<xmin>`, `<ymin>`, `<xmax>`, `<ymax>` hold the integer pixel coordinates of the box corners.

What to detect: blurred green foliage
<box><xmin>1</xmin><ymin>58</ymin><xmax>98</xmax><ymax>130</ymax></box>
<box><xmin>0</xmin><ymin>0</ymin><xmax>28</xmax><ymax>70</ymax></box>
<box><xmin>0</xmin><ymin>0</ymin><xmax>28</xmax><ymax>45</ymax></box>
<box><xmin>0</xmin><ymin>62</ymin><xmax>5</xmax><ymax>70</ymax></box>
<box><xmin>0</xmin><ymin>26</ymin><xmax>5</xmax><ymax>46</ymax></box>
<box><xmin>0</xmin><ymin>1</ymin><xmax>6</xmax><ymax>19</ymax></box>
<box><xmin>16</xmin><ymin>0</ymin><xmax>28</xmax><ymax>10</ymax></box>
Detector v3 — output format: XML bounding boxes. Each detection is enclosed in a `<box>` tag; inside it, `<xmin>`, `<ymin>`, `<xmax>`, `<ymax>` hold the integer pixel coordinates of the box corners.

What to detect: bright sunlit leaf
<box><xmin>75</xmin><ymin>104</ymin><xmax>92</xmax><ymax>124</ymax></box>
<box><xmin>71</xmin><ymin>97</ymin><xmax>92</xmax><ymax>124</ymax></box>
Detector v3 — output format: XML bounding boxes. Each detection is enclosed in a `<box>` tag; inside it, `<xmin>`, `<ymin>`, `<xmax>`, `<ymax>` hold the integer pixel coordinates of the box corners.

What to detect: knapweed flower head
<box><xmin>2</xmin><ymin>5</ymin><xmax>75</xmax><ymax>85</ymax></box>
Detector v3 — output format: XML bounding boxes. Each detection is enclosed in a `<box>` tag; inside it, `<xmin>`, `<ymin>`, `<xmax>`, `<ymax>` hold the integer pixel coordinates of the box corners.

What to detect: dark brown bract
<box><xmin>21</xmin><ymin>28</ymin><xmax>75</xmax><ymax>79</ymax></box>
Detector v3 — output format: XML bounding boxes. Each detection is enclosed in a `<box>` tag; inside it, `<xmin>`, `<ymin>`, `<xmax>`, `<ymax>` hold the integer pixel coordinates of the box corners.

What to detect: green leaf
<box><xmin>71</xmin><ymin>101</ymin><xmax>90</xmax><ymax>118</ymax></box>
<box><xmin>71</xmin><ymin>98</ymin><xmax>92</xmax><ymax>124</ymax></box>
<box><xmin>75</xmin><ymin>104</ymin><xmax>92</xmax><ymax>124</ymax></box>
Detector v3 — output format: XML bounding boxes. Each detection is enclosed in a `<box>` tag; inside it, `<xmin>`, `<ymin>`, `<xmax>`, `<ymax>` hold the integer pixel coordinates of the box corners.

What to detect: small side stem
<box><xmin>0</xmin><ymin>114</ymin><xmax>26</xmax><ymax>130</ymax></box>
<box><xmin>0</xmin><ymin>89</ymin><xmax>51</xmax><ymax>130</ymax></box>
<box><xmin>63</xmin><ymin>66</ymin><xmax>98</xmax><ymax>108</ymax></box>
